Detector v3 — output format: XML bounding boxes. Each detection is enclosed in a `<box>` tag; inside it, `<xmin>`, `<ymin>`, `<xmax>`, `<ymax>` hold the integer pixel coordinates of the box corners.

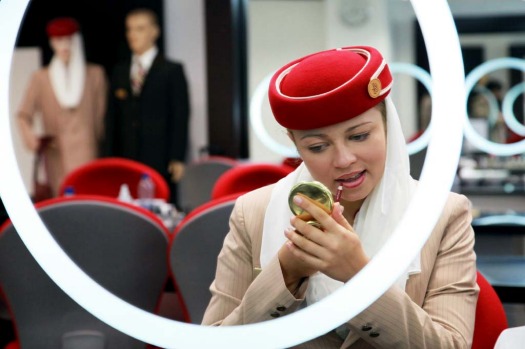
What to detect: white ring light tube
<box><xmin>473</xmin><ymin>214</ymin><xmax>525</xmax><ymax>226</ymax></box>
<box><xmin>502</xmin><ymin>81</ymin><xmax>525</xmax><ymax>137</ymax></box>
<box><xmin>249</xmin><ymin>72</ymin><xmax>299</xmax><ymax>158</ymax></box>
<box><xmin>0</xmin><ymin>0</ymin><xmax>464</xmax><ymax>347</ymax></box>
<box><xmin>464</xmin><ymin>57</ymin><xmax>525</xmax><ymax>155</ymax></box>
<box><xmin>470</xmin><ymin>85</ymin><xmax>501</xmax><ymax>127</ymax></box>
<box><xmin>390</xmin><ymin>62</ymin><xmax>433</xmax><ymax>155</ymax></box>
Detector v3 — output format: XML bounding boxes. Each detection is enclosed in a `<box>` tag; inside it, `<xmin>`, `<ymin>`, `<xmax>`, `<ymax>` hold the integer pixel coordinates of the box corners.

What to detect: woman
<box><xmin>202</xmin><ymin>46</ymin><xmax>478</xmax><ymax>348</ymax></box>
<box><xmin>17</xmin><ymin>17</ymin><xmax>107</xmax><ymax>196</ymax></box>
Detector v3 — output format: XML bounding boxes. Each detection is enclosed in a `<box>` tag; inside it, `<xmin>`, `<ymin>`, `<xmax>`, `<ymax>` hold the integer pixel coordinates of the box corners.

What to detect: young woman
<box><xmin>202</xmin><ymin>46</ymin><xmax>478</xmax><ymax>348</ymax></box>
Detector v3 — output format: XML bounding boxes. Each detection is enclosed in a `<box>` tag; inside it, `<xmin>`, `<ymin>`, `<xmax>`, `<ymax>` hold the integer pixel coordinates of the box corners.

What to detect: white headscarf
<box><xmin>48</xmin><ymin>33</ymin><xmax>86</xmax><ymax>109</ymax></box>
<box><xmin>261</xmin><ymin>97</ymin><xmax>420</xmax><ymax>305</ymax></box>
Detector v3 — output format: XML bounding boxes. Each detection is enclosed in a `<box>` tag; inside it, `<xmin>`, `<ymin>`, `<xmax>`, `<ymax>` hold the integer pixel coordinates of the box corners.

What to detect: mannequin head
<box><xmin>46</xmin><ymin>17</ymin><xmax>80</xmax><ymax>64</ymax></box>
<box><xmin>125</xmin><ymin>8</ymin><xmax>160</xmax><ymax>56</ymax></box>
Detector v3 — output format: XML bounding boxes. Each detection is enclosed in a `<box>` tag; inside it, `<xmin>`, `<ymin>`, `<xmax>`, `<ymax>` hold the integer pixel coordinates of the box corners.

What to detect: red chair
<box><xmin>177</xmin><ymin>156</ymin><xmax>240</xmax><ymax>213</ymax></box>
<box><xmin>0</xmin><ymin>195</ymin><xmax>170</xmax><ymax>349</ymax></box>
<box><xmin>58</xmin><ymin>157</ymin><xmax>170</xmax><ymax>201</ymax></box>
<box><xmin>472</xmin><ymin>271</ymin><xmax>509</xmax><ymax>349</ymax></box>
<box><xmin>4</xmin><ymin>342</ymin><xmax>18</xmax><ymax>349</ymax></box>
<box><xmin>168</xmin><ymin>193</ymin><xmax>241</xmax><ymax>323</ymax></box>
<box><xmin>282</xmin><ymin>157</ymin><xmax>303</xmax><ymax>169</ymax></box>
<box><xmin>211</xmin><ymin>163</ymin><xmax>294</xmax><ymax>200</ymax></box>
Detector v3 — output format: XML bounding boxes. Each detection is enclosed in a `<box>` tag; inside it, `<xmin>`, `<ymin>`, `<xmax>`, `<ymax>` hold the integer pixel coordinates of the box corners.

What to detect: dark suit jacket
<box><xmin>104</xmin><ymin>54</ymin><xmax>190</xmax><ymax>186</ymax></box>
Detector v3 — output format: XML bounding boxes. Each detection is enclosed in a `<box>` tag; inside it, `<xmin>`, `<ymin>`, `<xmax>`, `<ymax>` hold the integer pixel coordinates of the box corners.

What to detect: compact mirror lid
<box><xmin>288</xmin><ymin>181</ymin><xmax>334</xmax><ymax>217</ymax></box>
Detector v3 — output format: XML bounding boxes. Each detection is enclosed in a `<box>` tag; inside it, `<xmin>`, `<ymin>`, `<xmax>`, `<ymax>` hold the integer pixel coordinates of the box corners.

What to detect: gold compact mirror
<box><xmin>288</xmin><ymin>181</ymin><xmax>334</xmax><ymax>228</ymax></box>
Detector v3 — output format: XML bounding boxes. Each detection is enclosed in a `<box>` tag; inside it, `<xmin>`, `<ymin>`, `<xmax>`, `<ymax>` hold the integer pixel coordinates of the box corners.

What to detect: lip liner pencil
<box><xmin>335</xmin><ymin>185</ymin><xmax>343</xmax><ymax>203</ymax></box>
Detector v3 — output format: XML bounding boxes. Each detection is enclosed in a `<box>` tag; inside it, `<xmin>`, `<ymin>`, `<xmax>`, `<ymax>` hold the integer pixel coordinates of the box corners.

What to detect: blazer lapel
<box><xmin>141</xmin><ymin>53</ymin><xmax>163</xmax><ymax>92</ymax></box>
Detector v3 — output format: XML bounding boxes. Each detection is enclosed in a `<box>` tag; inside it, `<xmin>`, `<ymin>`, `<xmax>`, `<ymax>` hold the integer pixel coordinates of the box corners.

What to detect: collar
<box><xmin>132</xmin><ymin>46</ymin><xmax>158</xmax><ymax>72</ymax></box>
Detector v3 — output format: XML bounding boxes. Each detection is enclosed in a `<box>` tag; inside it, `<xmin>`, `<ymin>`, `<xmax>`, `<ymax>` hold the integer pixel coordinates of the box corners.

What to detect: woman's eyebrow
<box><xmin>344</xmin><ymin>122</ymin><xmax>372</xmax><ymax>132</ymax></box>
<box><xmin>300</xmin><ymin>132</ymin><xmax>326</xmax><ymax>140</ymax></box>
<box><xmin>299</xmin><ymin>122</ymin><xmax>372</xmax><ymax>140</ymax></box>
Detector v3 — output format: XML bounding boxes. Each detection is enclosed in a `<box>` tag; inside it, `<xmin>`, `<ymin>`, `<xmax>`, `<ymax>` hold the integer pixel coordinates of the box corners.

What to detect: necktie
<box><xmin>131</xmin><ymin>60</ymin><xmax>145</xmax><ymax>95</ymax></box>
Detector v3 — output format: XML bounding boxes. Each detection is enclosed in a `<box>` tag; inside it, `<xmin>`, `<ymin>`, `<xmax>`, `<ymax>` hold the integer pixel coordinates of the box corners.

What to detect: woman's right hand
<box><xmin>281</xmin><ymin>198</ymin><xmax>370</xmax><ymax>285</ymax></box>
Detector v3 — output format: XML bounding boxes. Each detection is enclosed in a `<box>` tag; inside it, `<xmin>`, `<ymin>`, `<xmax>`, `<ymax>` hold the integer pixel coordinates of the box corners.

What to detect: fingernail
<box><xmin>339</xmin><ymin>204</ymin><xmax>344</xmax><ymax>214</ymax></box>
<box><xmin>293</xmin><ymin>195</ymin><xmax>303</xmax><ymax>204</ymax></box>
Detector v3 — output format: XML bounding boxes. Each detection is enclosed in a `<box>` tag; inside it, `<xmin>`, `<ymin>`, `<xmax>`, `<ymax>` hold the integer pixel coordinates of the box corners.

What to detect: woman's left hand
<box><xmin>285</xmin><ymin>195</ymin><xmax>370</xmax><ymax>282</ymax></box>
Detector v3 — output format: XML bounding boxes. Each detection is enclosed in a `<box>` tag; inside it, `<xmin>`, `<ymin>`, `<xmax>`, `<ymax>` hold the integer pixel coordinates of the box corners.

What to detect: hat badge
<box><xmin>367</xmin><ymin>78</ymin><xmax>381</xmax><ymax>98</ymax></box>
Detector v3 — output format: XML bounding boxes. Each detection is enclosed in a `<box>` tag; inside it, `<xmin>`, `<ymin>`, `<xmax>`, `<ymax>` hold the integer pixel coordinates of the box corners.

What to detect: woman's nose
<box><xmin>333</xmin><ymin>146</ymin><xmax>357</xmax><ymax>168</ymax></box>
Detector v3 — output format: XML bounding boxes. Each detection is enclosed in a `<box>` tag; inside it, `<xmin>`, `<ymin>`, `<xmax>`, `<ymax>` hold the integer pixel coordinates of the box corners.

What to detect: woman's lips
<box><xmin>336</xmin><ymin>171</ymin><xmax>366</xmax><ymax>189</ymax></box>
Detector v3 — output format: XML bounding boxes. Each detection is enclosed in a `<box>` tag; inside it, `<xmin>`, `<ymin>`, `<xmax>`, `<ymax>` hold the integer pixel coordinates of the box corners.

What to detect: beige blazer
<box><xmin>202</xmin><ymin>185</ymin><xmax>479</xmax><ymax>348</ymax></box>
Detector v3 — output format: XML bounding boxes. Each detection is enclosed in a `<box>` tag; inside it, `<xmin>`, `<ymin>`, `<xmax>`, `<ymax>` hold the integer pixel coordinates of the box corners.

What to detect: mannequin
<box><xmin>17</xmin><ymin>17</ymin><xmax>108</xmax><ymax>197</ymax></box>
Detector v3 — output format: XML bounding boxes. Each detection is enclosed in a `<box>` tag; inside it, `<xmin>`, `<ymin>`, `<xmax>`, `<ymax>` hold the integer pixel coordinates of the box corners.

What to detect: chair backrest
<box><xmin>168</xmin><ymin>194</ymin><xmax>239</xmax><ymax>323</ymax></box>
<box><xmin>177</xmin><ymin>156</ymin><xmax>239</xmax><ymax>214</ymax></box>
<box><xmin>409</xmin><ymin>147</ymin><xmax>427</xmax><ymax>180</ymax></box>
<box><xmin>0</xmin><ymin>196</ymin><xmax>170</xmax><ymax>349</ymax></box>
<box><xmin>211</xmin><ymin>162</ymin><xmax>294</xmax><ymax>200</ymax></box>
<box><xmin>58</xmin><ymin>157</ymin><xmax>170</xmax><ymax>201</ymax></box>
<box><xmin>472</xmin><ymin>270</ymin><xmax>509</xmax><ymax>349</ymax></box>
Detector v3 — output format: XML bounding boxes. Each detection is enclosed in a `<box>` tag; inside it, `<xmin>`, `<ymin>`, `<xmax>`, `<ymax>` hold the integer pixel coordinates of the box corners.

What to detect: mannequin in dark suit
<box><xmin>104</xmin><ymin>8</ymin><xmax>190</xmax><ymax>206</ymax></box>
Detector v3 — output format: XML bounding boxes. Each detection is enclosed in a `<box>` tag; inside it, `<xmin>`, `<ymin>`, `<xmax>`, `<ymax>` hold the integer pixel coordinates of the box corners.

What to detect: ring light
<box><xmin>0</xmin><ymin>0</ymin><xmax>464</xmax><ymax>347</ymax></box>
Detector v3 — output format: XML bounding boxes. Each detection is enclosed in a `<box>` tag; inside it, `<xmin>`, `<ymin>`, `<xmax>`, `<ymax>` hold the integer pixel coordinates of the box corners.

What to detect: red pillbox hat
<box><xmin>46</xmin><ymin>17</ymin><xmax>80</xmax><ymax>38</ymax></box>
<box><xmin>268</xmin><ymin>46</ymin><xmax>393</xmax><ymax>130</ymax></box>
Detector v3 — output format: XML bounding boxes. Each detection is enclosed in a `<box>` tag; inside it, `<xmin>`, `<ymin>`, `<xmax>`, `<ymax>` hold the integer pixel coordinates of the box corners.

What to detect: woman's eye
<box><xmin>350</xmin><ymin>132</ymin><xmax>370</xmax><ymax>141</ymax></box>
<box><xmin>307</xmin><ymin>144</ymin><xmax>325</xmax><ymax>153</ymax></box>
